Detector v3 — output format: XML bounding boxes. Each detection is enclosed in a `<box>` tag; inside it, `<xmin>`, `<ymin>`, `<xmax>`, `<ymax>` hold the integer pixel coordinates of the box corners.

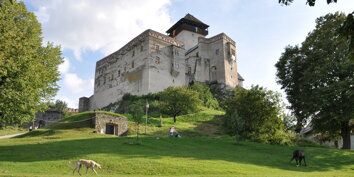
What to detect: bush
<box><xmin>190</xmin><ymin>82</ymin><xmax>220</xmax><ymax>109</ymax></box>
<box><xmin>294</xmin><ymin>136</ymin><xmax>322</xmax><ymax>147</ymax></box>
<box><xmin>223</xmin><ymin>85</ymin><xmax>290</xmax><ymax>145</ymax></box>
<box><xmin>259</xmin><ymin>130</ymin><xmax>294</xmax><ymax>146</ymax></box>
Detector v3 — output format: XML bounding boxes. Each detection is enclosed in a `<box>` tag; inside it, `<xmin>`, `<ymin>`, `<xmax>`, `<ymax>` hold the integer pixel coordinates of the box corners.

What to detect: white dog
<box><xmin>72</xmin><ymin>159</ymin><xmax>101</xmax><ymax>175</ymax></box>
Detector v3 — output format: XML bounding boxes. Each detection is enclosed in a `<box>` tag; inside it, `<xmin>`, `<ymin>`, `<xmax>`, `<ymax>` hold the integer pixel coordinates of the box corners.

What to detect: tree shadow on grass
<box><xmin>0</xmin><ymin>136</ymin><xmax>352</xmax><ymax>173</ymax></box>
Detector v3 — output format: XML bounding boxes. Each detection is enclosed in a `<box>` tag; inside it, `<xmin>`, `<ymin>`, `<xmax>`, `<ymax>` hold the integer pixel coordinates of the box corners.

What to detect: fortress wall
<box><xmin>147</xmin><ymin>37</ymin><xmax>186</xmax><ymax>93</ymax></box>
<box><xmin>199</xmin><ymin>35</ymin><xmax>225</xmax><ymax>84</ymax></box>
<box><xmin>85</xmin><ymin>28</ymin><xmax>241</xmax><ymax>110</ymax></box>
<box><xmin>92</xmin><ymin>35</ymin><xmax>150</xmax><ymax>109</ymax></box>
<box><xmin>222</xmin><ymin>36</ymin><xmax>238</xmax><ymax>88</ymax></box>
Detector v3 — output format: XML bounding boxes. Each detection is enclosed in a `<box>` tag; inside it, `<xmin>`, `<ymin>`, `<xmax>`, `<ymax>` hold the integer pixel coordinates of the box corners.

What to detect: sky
<box><xmin>23</xmin><ymin>0</ymin><xmax>354</xmax><ymax>108</ymax></box>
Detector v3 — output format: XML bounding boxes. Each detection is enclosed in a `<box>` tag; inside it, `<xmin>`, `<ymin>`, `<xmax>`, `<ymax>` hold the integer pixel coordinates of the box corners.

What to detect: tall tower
<box><xmin>166</xmin><ymin>14</ymin><xmax>209</xmax><ymax>50</ymax></box>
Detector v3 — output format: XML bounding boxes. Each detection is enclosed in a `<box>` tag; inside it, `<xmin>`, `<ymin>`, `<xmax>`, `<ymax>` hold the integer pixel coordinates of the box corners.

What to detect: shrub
<box><xmin>190</xmin><ymin>82</ymin><xmax>219</xmax><ymax>109</ymax></box>
<box><xmin>223</xmin><ymin>85</ymin><xmax>292</xmax><ymax>145</ymax></box>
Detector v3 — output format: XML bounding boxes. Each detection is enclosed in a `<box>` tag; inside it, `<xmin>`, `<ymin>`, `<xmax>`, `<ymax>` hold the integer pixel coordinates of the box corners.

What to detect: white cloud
<box><xmin>58</xmin><ymin>58</ymin><xmax>70</xmax><ymax>74</ymax></box>
<box><xmin>64</xmin><ymin>73</ymin><xmax>92</xmax><ymax>94</ymax></box>
<box><xmin>26</xmin><ymin>0</ymin><xmax>173</xmax><ymax>60</ymax></box>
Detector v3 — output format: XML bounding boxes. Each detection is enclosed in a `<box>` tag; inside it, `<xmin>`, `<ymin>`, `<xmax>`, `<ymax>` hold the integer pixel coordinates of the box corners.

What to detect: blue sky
<box><xmin>23</xmin><ymin>0</ymin><xmax>354</xmax><ymax>108</ymax></box>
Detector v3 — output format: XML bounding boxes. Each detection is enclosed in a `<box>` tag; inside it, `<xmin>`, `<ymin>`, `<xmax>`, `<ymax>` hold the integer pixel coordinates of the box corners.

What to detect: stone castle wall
<box><xmin>80</xmin><ymin>29</ymin><xmax>243</xmax><ymax>111</ymax></box>
<box><xmin>89</xmin><ymin>30</ymin><xmax>186</xmax><ymax>110</ymax></box>
<box><xmin>79</xmin><ymin>97</ymin><xmax>90</xmax><ymax>112</ymax></box>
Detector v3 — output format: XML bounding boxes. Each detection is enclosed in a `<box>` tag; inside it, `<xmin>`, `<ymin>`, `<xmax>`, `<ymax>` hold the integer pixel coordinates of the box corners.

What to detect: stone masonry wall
<box><xmin>94</xmin><ymin>113</ymin><xmax>128</xmax><ymax>136</ymax></box>
<box><xmin>79</xmin><ymin>97</ymin><xmax>90</xmax><ymax>112</ymax></box>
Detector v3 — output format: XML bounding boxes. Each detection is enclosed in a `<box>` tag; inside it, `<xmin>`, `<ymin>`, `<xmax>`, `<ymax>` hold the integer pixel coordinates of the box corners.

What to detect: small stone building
<box><xmin>94</xmin><ymin>113</ymin><xmax>128</xmax><ymax>136</ymax></box>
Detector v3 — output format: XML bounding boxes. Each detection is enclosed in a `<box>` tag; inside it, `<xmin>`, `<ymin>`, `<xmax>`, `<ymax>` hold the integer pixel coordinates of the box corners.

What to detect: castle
<box><xmin>79</xmin><ymin>14</ymin><xmax>244</xmax><ymax>112</ymax></box>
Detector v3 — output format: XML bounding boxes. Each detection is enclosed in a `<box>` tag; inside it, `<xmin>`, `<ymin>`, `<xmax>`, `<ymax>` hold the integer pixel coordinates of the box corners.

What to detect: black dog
<box><xmin>290</xmin><ymin>150</ymin><xmax>307</xmax><ymax>167</ymax></box>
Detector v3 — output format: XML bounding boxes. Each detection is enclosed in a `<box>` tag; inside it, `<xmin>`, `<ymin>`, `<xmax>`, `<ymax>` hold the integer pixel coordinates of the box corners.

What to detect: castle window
<box><xmin>155</xmin><ymin>45</ymin><xmax>159</xmax><ymax>52</ymax></box>
<box><xmin>132</xmin><ymin>50</ymin><xmax>135</xmax><ymax>57</ymax></box>
<box><xmin>155</xmin><ymin>56</ymin><xmax>160</xmax><ymax>64</ymax></box>
<box><xmin>175</xmin><ymin>49</ymin><xmax>179</xmax><ymax>56</ymax></box>
<box><xmin>215</xmin><ymin>49</ymin><xmax>220</xmax><ymax>55</ymax></box>
<box><xmin>118</xmin><ymin>70</ymin><xmax>120</xmax><ymax>77</ymax></box>
<box><xmin>196</xmin><ymin>52</ymin><xmax>199</xmax><ymax>57</ymax></box>
<box><xmin>132</xmin><ymin>61</ymin><xmax>135</xmax><ymax>68</ymax></box>
<box><xmin>231</xmin><ymin>49</ymin><xmax>236</xmax><ymax>56</ymax></box>
<box><xmin>140</xmin><ymin>45</ymin><xmax>143</xmax><ymax>52</ymax></box>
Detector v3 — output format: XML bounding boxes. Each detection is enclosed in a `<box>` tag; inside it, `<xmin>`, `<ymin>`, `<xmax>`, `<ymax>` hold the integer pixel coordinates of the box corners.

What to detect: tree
<box><xmin>274</xmin><ymin>46</ymin><xmax>309</xmax><ymax>132</ymax></box>
<box><xmin>339</xmin><ymin>12</ymin><xmax>354</xmax><ymax>61</ymax></box>
<box><xmin>278</xmin><ymin>0</ymin><xmax>354</xmax><ymax>61</ymax></box>
<box><xmin>275</xmin><ymin>13</ymin><xmax>353</xmax><ymax>149</ymax></box>
<box><xmin>0</xmin><ymin>0</ymin><xmax>63</xmax><ymax>126</ymax></box>
<box><xmin>190</xmin><ymin>82</ymin><xmax>219</xmax><ymax>109</ymax></box>
<box><xmin>160</xmin><ymin>86</ymin><xmax>202</xmax><ymax>123</ymax></box>
<box><xmin>223</xmin><ymin>86</ymin><xmax>285</xmax><ymax>144</ymax></box>
<box><xmin>53</xmin><ymin>100</ymin><xmax>68</xmax><ymax>115</ymax></box>
<box><xmin>278</xmin><ymin>0</ymin><xmax>337</xmax><ymax>6</ymax></box>
<box><xmin>131</xmin><ymin>101</ymin><xmax>144</xmax><ymax>142</ymax></box>
<box><xmin>224</xmin><ymin>110</ymin><xmax>244</xmax><ymax>144</ymax></box>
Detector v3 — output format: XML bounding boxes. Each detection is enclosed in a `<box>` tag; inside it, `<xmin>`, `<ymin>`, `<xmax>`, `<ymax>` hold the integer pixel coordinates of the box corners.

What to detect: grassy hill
<box><xmin>0</xmin><ymin>110</ymin><xmax>353</xmax><ymax>177</ymax></box>
<box><xmin>0</xmin><ymin>126</ymin><xmax>26</xmax><ymax>136</ymax></box>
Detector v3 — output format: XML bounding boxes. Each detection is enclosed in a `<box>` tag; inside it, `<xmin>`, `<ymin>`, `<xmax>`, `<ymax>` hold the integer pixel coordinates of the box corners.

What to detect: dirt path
<box><xmin>0</xmin><ymin>133</ymin><xmax>26</xmax><ymax>139</ymax></box>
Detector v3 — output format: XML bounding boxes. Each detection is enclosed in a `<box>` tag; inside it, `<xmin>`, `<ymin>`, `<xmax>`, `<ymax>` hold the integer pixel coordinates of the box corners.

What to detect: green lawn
<box><xmin>0</xmin><ymin>126</ymin><xmax>27</xmax><ymax>136</ymax></box>
<box><xmin>0</xmin><ymin>111</ymin><xmax>353</xmax><ymax>177</ymax></box>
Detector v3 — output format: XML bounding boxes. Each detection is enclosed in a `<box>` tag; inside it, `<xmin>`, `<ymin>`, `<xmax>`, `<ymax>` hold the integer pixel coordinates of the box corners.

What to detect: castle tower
<box><xmin>166</xmin><ymin>14</ymin><xmax>209</xmax><ymax>50</ymax></box>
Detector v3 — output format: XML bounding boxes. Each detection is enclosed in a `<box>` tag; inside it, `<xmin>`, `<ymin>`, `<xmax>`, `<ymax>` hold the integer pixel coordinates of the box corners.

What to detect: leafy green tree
<box><xmin>190</xmin><ymin>82</ymin><xmax>219</xmax><ymax>109</ymax></box>
<box><xmin>278</xmin><ymin>0</ymin><xmax>337</xmax><ymax>6</ymax></box>
<box><xmin>276</xmin><ymin>13</ymin><xmax>353</xmax><ymax>149</ymax></box>
<box><xmin>282</xmin><ymin>113</ymin><xmax>297</xmax><ymax>131</ymax></box>
<box><xmin>274</xmin><ymin>46</ymin><xmax>309</xmax><ymax>132</ymax></box>
<box><xmin>131</xmin><ymin>101</ymin><xmax>144</xmax><ymax>142</ymax></box>
<box><xmin>278</xmin><ymin>0</ymin><xmax>354</xmax><ymax>61</ymax></box>
<box><xmin>339</xmin><ymin>12</ymin><xmax>354</xmax><ymax>61</ymax></box>
<box><xmin>224</xmin><ymin>110</ymin><xmax>244</xmax><ymax>144</ymax></box>
<box><xmin>53</xmin><ymin>100</ymin><xmax>68</xmax><ymax>115</ymax></box>
<box><xmin>0</xmin><ymin>0</ymin><xmax>63</xmax><ymax>126</ymax></box>
<box><xmin>160</xmin><ymin>86</ymin><xmax>202</xmax><ymax>123</ymax></box>
<box><xmin>223</xmin><ymin>86</ymin><xmax>285</xmax><ymax>144</ymax></box>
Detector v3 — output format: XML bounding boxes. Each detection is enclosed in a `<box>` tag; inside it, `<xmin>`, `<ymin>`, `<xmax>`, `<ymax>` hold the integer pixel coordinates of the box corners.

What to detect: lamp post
<box><xmin>145</xmin><ymin>100</ymin><xmax>149</xmax><ymax>135</ymax></box>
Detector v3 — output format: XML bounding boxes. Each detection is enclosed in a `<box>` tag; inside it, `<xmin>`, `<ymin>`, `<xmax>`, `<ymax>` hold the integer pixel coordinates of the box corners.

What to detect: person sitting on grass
<box><xmin>169</xmin><ymin>126</ymin><xmax>174</xmax><ymax>137</ymax></box>
<box><xmin>175</xmin><ymin>132</ymin><xmax>181</xmax><ymax>138</ymax></box>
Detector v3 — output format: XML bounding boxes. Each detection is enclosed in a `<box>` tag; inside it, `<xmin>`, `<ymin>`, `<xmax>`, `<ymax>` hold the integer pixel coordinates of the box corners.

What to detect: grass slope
<box><xmin>0</xmin><ymin>127</ymin><xmax>27</xmax><ymax>136</ymax></box>
<box><xmin>0</xmin><ymin>110</ymin><xmax>353</xmax><ymax>177</ymax></box>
